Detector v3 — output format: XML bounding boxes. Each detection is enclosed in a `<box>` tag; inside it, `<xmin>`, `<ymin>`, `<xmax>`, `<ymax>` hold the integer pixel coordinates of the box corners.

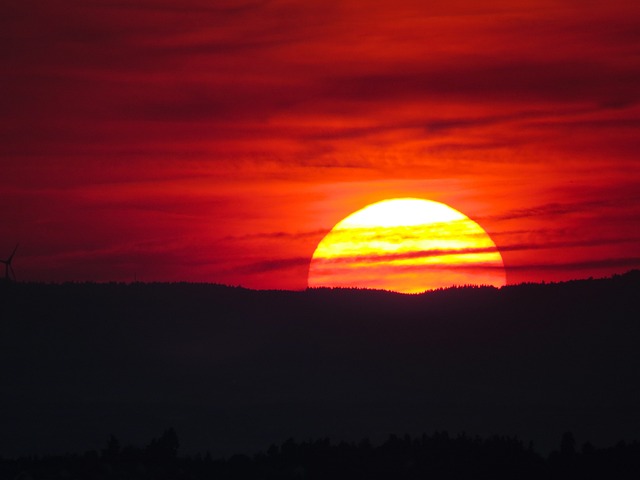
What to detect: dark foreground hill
<box><xmin>0</xmin><ymin>272</ymin><xmax>638</xmax><ymax>459</ymax></box>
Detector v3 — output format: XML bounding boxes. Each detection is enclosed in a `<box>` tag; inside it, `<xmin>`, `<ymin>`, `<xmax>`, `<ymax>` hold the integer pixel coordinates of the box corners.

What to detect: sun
<box><xmin>308</xmin><ymin>198</ymin><xmax>506</xmax><ymax>293</ymax></box>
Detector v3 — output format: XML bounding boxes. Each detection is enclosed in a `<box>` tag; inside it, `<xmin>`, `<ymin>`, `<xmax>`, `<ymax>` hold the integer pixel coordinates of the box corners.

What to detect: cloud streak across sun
<box><xmin>308</xmin><ymin>199</ymin><xmax>505</xmax><ymax>293</ymax></box>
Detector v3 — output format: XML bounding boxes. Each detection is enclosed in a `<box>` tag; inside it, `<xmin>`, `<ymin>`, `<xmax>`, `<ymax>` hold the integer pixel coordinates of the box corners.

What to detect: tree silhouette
<box><xmin>101</xmin><ymin>434</ymin><xmax>121</xmax><ymax>462</ymax></box>
<box><xmin>146</xmin><ymin>427</ymin><xmax>179</xmax><ymax>461</ymax></box>
<box><xmin>560</xmin><ymin>431</ymin><xmax>576</xmax><ymax>456</ymax></box>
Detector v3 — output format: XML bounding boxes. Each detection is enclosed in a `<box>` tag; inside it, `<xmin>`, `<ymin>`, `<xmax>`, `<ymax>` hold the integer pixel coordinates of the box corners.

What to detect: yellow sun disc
<box><xmin>308</xmin><ymin>198</ymin><xmax>506</xmax><ymax>293</ymax></box>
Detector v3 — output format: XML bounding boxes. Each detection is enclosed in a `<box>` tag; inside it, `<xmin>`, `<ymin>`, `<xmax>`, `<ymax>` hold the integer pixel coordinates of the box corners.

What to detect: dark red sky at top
<box><xmin>1</xmin><ymin>0</ymin><xmax>639</xmax><ymax>289</ymax></box>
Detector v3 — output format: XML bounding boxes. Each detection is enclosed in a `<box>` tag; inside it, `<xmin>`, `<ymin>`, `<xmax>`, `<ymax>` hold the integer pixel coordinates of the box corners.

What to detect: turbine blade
<box><xmin>8</xmin><ymin>243</ymin><xmax>18</xmax><ymax>263</ymax></box>
<box><xmin>10</xmin><ymin>265</ymin><xmax>16</xmax><ymax>281</ymax></box>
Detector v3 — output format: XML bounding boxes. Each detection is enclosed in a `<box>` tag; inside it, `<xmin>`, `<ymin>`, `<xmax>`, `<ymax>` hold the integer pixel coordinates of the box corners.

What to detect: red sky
<box><xmin>1</xmin><ymin>0</ymin><xmax>639</xmax><ymax>289</ymax></box>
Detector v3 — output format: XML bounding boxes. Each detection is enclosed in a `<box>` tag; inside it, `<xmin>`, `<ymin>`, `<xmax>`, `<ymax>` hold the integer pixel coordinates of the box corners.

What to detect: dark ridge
<box><xmin>0</xmin><ymin>271</ymin><xmax>638</xmax><ymax>459</ymax></box>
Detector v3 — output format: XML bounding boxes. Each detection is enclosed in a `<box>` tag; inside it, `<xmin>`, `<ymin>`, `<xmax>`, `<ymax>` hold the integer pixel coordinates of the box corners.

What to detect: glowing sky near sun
<box><xmin>0</xmin><ymin>0</ymin><xmax>639</xmax><ymax>288</ymax></box>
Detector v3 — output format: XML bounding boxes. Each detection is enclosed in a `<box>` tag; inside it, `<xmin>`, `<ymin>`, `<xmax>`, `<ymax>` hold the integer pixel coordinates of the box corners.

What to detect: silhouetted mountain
<box><xmin>0</xmin><ymin>272</ymin><xmax>638</xmax><ymax>460</ymax></box>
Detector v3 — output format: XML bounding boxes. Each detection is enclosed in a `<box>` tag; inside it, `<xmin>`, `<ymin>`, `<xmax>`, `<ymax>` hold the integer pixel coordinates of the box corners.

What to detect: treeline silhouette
<box><xmin>3</xmin><ymin>429</ymin><xmax>640</xmax><ymax>479</ymax></box>
<box><xmin>0</xmin><ymin>271</ymin><xmax>638</xmax><ymax>458</ymax></box>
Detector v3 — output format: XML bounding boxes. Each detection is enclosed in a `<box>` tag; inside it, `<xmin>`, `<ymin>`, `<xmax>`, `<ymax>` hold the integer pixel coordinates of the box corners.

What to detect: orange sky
<box><xmin>1</xmin><ymin>0</ymin><xmax>639</xmax><ymax>289</ymax></box>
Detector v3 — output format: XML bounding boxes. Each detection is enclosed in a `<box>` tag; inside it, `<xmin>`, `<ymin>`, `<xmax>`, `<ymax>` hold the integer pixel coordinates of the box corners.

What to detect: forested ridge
<box><xmin>1</xmin><ymin>271</ymin><xmax>638</xmax><ymax>469</ymax></box>
<box><xmin>3</xmin><ymin>429</ymin><xmax>640</xmax><ymax>479</ymax></box>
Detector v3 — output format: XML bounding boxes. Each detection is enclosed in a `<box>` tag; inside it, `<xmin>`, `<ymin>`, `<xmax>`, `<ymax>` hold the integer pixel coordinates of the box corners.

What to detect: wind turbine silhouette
<box><xmin>1</xmin><ymin>244</ymin><xmax>18</xmax><ymax>282</ymax></box>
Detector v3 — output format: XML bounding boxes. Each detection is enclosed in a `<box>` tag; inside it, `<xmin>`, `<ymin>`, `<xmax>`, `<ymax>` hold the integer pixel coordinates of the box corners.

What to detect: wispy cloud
<box><xmin>237</xmin><ymin>257</ymin><xmax>312</xmax><ymax>274</ymax></box>
<box><xmin>505</xmin><ymin>257</ymin><xmax>640</xmax><ymax>273</ymax></box>
<box><xmin>1</xmin><ymin>0</ymin><xmax>638</xmax><ymax>286</ymax></box>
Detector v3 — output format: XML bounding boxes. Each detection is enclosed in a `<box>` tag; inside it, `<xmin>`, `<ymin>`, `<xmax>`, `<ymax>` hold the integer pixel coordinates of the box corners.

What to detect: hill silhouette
<box><xmin>0</xmin><ymin>272</ymin><xmax>638</xmax><ymax>459</ymax></box>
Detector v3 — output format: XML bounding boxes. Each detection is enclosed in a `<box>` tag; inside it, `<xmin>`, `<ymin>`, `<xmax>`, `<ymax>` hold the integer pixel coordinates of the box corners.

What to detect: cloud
<box><xmin>314</xmin><ymin>247</ymin><xmax>500</xmax><ymax>265</ymax></box>
<box><xmin>221</xmin><ymin>229</ymin><xmax>328</xmax><ymax>242</ymax></box>
<box><xmin>505</xmin><ymin>257</ymin><xmax>640</xmax><ymax>272</ymax></box>
<box><xmin>237</xmin><ymin>257</ymin><xmax>312</xmax><ymax>274</ymax></box>
<box><xmin>1</xmin><ymin>0</ymin><xmax>639</xmax><ymax>286</ymax></box>
<box><xmin>487</xmin><ymin>197</ymin><xmax>637</xmax><ymax>222</ymax></box>
<box><xmin>322</xmin><ymin>60</ymin><xmax>639</xmax><ymax>106</ymax></box>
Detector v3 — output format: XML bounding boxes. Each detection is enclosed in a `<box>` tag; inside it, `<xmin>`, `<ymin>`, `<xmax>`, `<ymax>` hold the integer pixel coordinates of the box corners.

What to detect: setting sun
<box><xmin>308</xmin><ymin>198</ymin><xmax>506</xmax><ymax>293</ymax></box>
